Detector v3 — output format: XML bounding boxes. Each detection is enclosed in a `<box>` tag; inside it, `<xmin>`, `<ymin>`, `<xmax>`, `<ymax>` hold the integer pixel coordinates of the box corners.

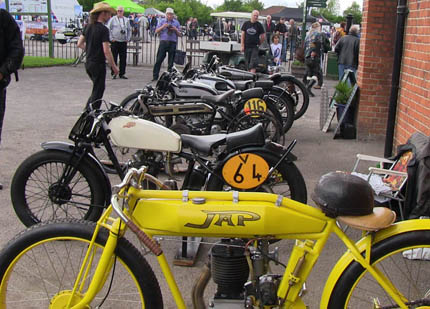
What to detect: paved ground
<box><xmin>0</xmin><ymin>64</ymin><xmax>384</xmax><ymax>307</ymax></box>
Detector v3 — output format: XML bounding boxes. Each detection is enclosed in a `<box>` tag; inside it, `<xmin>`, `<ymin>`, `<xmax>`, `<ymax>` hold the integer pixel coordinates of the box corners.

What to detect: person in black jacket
<box><xmin>0</xmin><ymin>9</ymin><xmax>24</xmax><ymax>189</ymax></box>
<box><xmin>77</xmin><ymin>2</ymin><xmax>119</xmax><ymax>109</ymax></box>
<box><xmin>263</xmin><ymin>15</ymin><xmax>275</xmax><ymax>45</ymax></box>
<box><xmin>335</xmin><ymin>24</ymin><xmax>360</xmax><ymax>80</ymax></box>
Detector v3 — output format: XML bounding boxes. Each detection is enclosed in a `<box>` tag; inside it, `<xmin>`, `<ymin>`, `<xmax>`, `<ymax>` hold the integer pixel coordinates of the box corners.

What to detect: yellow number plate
<box><xmin>222</xmin><ymin>153</ymin><xmax>269</xmax><ymax>189</ymax></box>
<box><xmin>243</xmin><ymin>98</ymin><xmax>267</xmax><ymax>115</ymax></box>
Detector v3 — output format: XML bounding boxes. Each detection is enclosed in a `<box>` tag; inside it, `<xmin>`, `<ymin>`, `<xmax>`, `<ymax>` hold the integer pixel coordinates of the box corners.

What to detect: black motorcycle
<box><xmin>121</xmin><ymin>68</ymin><xmax>285</xmax><ymax>142</ymax></box>
<box><xmin>11</xmin><ymin>103</ymin><xmax>307</xmax><ymax>227</ymax></box>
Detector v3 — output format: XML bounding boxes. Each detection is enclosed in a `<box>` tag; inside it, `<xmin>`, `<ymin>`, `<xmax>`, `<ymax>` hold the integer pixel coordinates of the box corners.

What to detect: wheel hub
<box><xmin>49</xmin><ymin>290</ymin><xmax>88</xmax><ymax>308</ymax></box>
<box><xmin>48</xmin><ymin>183</ymin><xmax>72</xmax><ymax>205</ymax></box>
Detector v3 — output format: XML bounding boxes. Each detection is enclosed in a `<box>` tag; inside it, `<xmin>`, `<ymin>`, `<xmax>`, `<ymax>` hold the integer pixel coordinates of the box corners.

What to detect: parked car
<box><xmin>55</xmin><ymin>24</ymin><xmax>81</xmax><ymax>44</ymax></box>
<box><xmin>29</xmin><ymin>33</ymin><xmax>49</xmax><ymax>42</ymax></box>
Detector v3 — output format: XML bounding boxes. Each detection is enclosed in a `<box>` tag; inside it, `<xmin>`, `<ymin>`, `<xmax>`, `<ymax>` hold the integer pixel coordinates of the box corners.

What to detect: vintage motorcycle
<box><xmin>121</xmin><ymin>61</ymin><xmax>296</xmax><ymax>134</ymax></box>
<box><xmin>214</xmin><ymin>61</ymin><xmax>310</xmax><ymax>120</ymax></box>
<box><xmin>121</xmin><ymin>69</ymin><xmax>285</xmax><ymax>141</ymax></box>
<box><xmin>2</xmin><ymin>167</ymin><xmax>430</xmax><ymax>308</ymax></box>
<box><xmin>182</xmin><ymin>57</ymin><xmax>296</xmax><ymax>133</ymax></box>
<box><xmin>10</xmin><ymin>103</ymin><xmax>307</xmax><ymax>227</ymax></box>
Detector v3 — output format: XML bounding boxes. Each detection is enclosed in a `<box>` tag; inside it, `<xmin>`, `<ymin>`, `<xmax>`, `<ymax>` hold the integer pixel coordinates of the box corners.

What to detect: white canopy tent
<box><xmin>210</xmin><ymin>11</ymin><xmax>266</xmax><ymax>21</ymax></box>
<box><xmin>144</xmin><ymin>7</ymin><xmax>165</xmax><ymax>17</ymax></box>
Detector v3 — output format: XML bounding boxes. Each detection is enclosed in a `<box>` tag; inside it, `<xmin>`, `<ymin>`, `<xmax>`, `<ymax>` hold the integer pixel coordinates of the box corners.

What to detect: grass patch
<box><xmin>23</xmin><ymin>56</ymin><xmax>75</xmax><ymax>68</ymax></box>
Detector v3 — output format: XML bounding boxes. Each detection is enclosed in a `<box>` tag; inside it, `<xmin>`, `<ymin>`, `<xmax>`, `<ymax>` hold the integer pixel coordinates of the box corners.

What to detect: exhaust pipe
<box><xmin>191</xmin><ymin>262</ymin><xmax>211</xmax><ymax>309</ymax></box>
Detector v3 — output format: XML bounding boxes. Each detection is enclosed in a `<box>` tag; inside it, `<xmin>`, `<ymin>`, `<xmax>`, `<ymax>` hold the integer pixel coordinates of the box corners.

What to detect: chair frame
<box><xmin>352</xmin><ymin>153</ymin><xmax>409</xmax><ymax>220</ymax></box>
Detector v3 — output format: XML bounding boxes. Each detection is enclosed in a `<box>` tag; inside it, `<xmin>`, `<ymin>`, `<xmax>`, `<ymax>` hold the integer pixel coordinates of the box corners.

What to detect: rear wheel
<box><xmin>232</xmin><ymin>98</ymin><xmax>284</xmax><ymax>143</ymax></box>
<box><xmin>10</xmin><ymin>150</ymin><xmax>106</xmax><ymax>227</ymax></box>
<box><xmin>229</xmin><ymin>110</ymin><xmax>283</xmax><ymax>143</ymax></box>
<box><xmin>267</xmin><ymin>87</ymin><xmax>295</xmax><ymax>133</ymax></box>
<box><xmin>0</xmin><ymin>220</ymin><xmax>163</xmax><ymax>308</ymax></box>
<box><xmin>328</xmin><ymin>230</ymin><xmax>430</xmax><ymax>308</ymax></box>
<box><xmin>207</xmin><ymin>156</ymin><xmax>307</xmax><ymax>204</ymax></box>
<box><xmin>276</xmin><ymin>77</ymin><xmax>309</xmax><ymax>120</ymax></box>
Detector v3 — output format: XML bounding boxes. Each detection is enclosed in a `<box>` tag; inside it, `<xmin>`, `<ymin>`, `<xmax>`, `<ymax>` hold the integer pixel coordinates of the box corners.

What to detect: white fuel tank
<box><xmin>108</xmin><ymin>116</ymin><xmax>181</xmax><ymax>153</ymax></box>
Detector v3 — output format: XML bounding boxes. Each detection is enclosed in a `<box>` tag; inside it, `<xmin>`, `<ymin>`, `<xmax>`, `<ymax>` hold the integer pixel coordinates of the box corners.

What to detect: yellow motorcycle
<box><xmin>0</xmin><ymin>167</ymin><xmax>429</xmax><ymax>308</ymax></box>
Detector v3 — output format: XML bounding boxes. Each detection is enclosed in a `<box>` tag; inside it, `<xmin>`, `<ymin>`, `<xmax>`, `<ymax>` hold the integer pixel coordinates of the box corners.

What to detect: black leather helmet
<box><xmin>312</xmin><ymin>172</ymin><xmax>374</xmax><ymax>218</ymax></box>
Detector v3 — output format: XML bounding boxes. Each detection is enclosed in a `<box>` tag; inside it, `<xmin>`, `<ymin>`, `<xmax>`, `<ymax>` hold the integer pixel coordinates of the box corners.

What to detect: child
<box><xmin>270</xmin><ymin>34</ymin><xmax>282</xmax><ymax>66</ymax></box>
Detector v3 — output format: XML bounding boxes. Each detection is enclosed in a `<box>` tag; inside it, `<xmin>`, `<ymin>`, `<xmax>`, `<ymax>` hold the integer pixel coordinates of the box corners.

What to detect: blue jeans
<box><xmin>281</xmin><ymin>37</ymin><xmax>287</xmax><ymax>62</ymax></box>
<box><xmin>289</xmin><ymin>39</ymin><xmax>296</xmax><ymax>60</ymax></box>
<box><xmin>153</xmin><ymin>40</ymin><xmax>177</xmax><ymax>80</ymax></box>
<box><xmin>338</xmin><ymin>64</ymin><xmax>357</xmax><ymax>82</ymax></box>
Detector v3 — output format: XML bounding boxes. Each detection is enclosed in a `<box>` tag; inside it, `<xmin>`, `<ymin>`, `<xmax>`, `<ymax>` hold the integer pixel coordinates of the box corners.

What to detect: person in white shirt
<box><xmin>107</xmin><ymin>6</ymin><xmax>131</xmax><ymax>79</ymax></box>
<box><xmin>270</xmin><ymin>34</ymin><xmax>282</xmax><ymax>66</ymax></box>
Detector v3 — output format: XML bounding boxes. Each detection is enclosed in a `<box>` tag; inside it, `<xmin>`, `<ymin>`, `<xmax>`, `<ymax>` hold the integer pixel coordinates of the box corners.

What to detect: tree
<box><xmin>78</xmin><ymin>0</ymin><xmax>96</xmax><ymax>12</ymax></box>
<box><xmin>215</xmin><ymin>0</ymin><xmax>263</xmax><ymax>13</ymax></box>
<box><xmin>311</xmin><ymin>0</ymin><xmax>340</xmax><ymax>23</ymax></box>
<box><xmin>243</xmin><ymin>0</ymin><xmax>264</xmax><ymax>12</ymax></box>
<box><xmin>343</xmin><ymin>1</ymin><xmax>362</xmax><ymax>24</ymax></box>
<box><xmin>148</xmin><ymin>0</ymin><xmax>213</xmax><ymax>24</ymax></box>
<box><xmin>215</xmin><ymin>0</ymin><xmax>244</xmax><ymax>12</ymax></box>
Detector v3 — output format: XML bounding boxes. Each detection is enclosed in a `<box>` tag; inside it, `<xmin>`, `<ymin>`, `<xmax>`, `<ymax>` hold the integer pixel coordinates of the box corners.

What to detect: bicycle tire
<box><xmin>207</xmin><ymin>155</ymin><xmax>307</xmax><ymax>204</ymax></box>
<box><xmin>275</xmin><ymin>76</ymin><xmax>309</xmax><ymax>120</ymax></box>
<box><xmin>10</xmin><ymin>150</ymin><xmax>106</xmax><ymax>227</ymax></box>
<box><xmin>0</xmin><ymin>219</ymin><xmax>163</xmax><ymax>308</ymax></box>
<box><xmin>328</xmin><ymin>230</ymin><xmax>430</xmax><ymax>308</ymax></box>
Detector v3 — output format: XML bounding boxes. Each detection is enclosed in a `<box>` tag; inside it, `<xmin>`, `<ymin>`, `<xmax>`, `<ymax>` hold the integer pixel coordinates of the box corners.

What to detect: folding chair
<box><xmin>351</xmin><ymin>151</ymin><xmax>414</xmax><ymax>220</ymax></box>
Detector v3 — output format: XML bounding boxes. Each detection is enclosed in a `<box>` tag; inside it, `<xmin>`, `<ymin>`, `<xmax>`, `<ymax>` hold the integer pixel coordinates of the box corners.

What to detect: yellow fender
<box><xmin>320</xmin><ymin>219</ymin><xmax>430</xmax><ymax>308</ymax></box>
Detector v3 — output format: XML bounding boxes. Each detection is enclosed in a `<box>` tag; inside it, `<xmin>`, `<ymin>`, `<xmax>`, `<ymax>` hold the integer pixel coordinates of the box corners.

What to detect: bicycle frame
<box><xmin>68</xmin><ymin>183</ymin><xmax>428</xmax><ymax>309</ymax></box>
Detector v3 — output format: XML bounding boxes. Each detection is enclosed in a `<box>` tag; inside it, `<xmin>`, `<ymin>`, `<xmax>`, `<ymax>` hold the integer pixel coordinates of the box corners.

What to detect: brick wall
<box><xmin>357</xmin><ymin>0</ymin><xmax>397</xmax><ymax>138</ymax></box>
<box><xmin>395</xmin><ymin>0</ymin><xmax>430</xmax><ymax>145</ymax></box>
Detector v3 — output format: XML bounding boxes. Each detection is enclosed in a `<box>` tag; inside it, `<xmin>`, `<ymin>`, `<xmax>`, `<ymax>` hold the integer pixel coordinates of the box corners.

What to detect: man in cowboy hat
<box><xmin>152</xmin><ymin>7</ymin><xmax>181</xmax><ymax>81</ymax></box>
<box><xmin>77</xmin><ymin>2</ymin><xmax>119</xmax><ymax>109</ymax></box>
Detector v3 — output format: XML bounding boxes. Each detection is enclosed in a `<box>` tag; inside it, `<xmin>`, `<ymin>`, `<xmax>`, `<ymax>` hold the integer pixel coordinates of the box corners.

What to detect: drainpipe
<box><xmin>384</xmin><ymin>0</ymin><xmax>408</xmax><ymax>157</ymax></box>
<box><xmin>346</xmin><ymin>14</ymin><xmax>353</xmax><ymax>34</ymax></box>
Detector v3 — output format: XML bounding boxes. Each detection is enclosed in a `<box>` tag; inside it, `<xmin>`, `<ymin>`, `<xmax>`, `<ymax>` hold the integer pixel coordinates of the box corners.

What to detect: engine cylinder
<box><xmin>211</xmin><ymin>239</ymin><xmax>249</xmax><ymax>299</ymax></box>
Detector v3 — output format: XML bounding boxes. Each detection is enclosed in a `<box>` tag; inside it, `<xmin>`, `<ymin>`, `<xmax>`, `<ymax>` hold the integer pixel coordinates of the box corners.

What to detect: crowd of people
<box><xmin>301</xmin><ymin>20</ymin><xmax>360</xmax><ymax>95</ymax></box>
<box><xmin>73</xmin><ymin>2</ymin><xmax>360</xmax><ymax>108</ymax></box>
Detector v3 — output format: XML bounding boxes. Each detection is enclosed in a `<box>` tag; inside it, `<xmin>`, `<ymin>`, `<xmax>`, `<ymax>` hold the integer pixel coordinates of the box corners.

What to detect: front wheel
<box><xmin>0</xmin><ymin>220</ymin><xmax>163</xmax><ymax>308</ymax></box>
<box><xmin>328</xmin><ymin>230</ymin><xmax>430</xmax><ymax>308</ymax></box>
<box><xmin>10</xmin><ymin>150</ymin><xmax>106</xmax><ymax>227</ymax></box>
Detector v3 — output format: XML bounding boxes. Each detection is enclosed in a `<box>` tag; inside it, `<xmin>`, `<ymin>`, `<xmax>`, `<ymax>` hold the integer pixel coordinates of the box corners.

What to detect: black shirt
<box><xmin>241</xmin><ymin>21</ymin><xmax>264</xmax><ymax>48</ymax></box>
<box><xmin>275</xmin><ymin>23</ymin><xmax>287</xmax><ymax>34</ymax></box>
<box><xmin>83</xmin><ymin>22</ymin><xmax>110</xmax><ymax>64</ymax></box>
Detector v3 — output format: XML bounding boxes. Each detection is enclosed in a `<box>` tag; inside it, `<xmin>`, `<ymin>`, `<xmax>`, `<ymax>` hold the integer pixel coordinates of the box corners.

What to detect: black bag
<box><xmin>174</xmin><ymin>50</ymin><xmax>186</xmax><ymax>65</ymax></box>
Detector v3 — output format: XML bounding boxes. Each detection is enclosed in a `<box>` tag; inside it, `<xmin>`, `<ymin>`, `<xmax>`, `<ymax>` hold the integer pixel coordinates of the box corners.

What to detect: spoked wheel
<box><xmin>10</xmin><ymin>150</ymin><xmax>106</xmax><ymax>227</ymax></box>
<box><xmin>0</xmin><ymin>220</ymin><xmax>163</xmax><ymax>308</ymax></box>
<box><xmin>228</xmin><ymin>110</ymin><xmax>283</xmax><ymax>144</ymax></box>
<box><xmin>328</xmin><ymin>230</ymin><xmax>430</xmax><ymax>308</ymax></box>
<box><xmin>277</xmin><ymin>78</ymin><xmax>309</xmax><ymax>120</ymax></box>
<box><xmin>267</xmin><ymin>87</ymin><xmax>296</xmax><ymax>134</ymax></box>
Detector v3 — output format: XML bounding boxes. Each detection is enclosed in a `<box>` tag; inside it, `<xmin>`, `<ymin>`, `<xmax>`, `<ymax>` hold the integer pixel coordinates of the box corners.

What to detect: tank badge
<box><xmin>185</xmin><ymin>210</ymin><xmax>260</xmax><ymax>229</ymax></box>
<box><xmin>123</xmin><ymin>122</ymin><xmax>136</xmax><ymax>128</ymax></box>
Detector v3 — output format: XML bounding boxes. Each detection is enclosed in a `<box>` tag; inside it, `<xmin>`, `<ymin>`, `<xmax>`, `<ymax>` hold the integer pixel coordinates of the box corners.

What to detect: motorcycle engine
<box><xmin>208</xmin><ymin>239</ymin><xmax>282</xmax><ymax>308</ymax></box>
<box><xmin>177</xmin><ymin>114</ymin><xmax>212</xmax><ymax>135</ymax></box>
